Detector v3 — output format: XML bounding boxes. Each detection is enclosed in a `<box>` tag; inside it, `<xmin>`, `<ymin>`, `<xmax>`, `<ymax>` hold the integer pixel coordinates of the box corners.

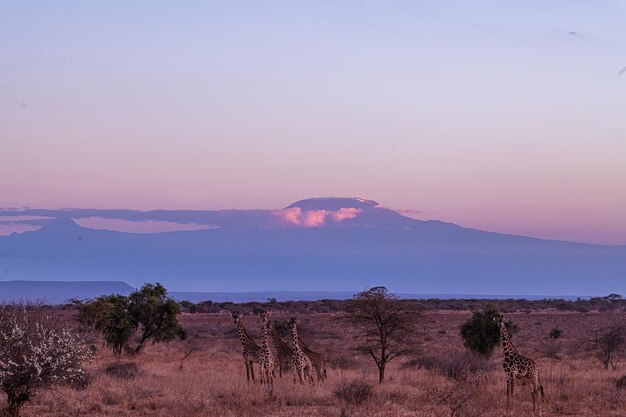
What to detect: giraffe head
<box><xmin>232</xmin><ymin>311</ymin><xmax>243</xmax><ymax>324</ymax></box>
<box><xmin>493</xmin><ymin>315</ymin><xmax>509</xmax><ymax>329</ymax></box>
<box><xmin>259</xmin><ymin>310</ymin><xmax>270</xmax><ymax>322</ymax></box>
<box><xmin>287</xmin><ymin>317</ymin><xmax>297</xmax><ymax>328</ymax></box>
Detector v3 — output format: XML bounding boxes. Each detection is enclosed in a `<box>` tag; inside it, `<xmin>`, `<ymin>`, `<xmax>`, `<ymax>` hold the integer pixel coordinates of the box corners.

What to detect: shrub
<box><xmin>402</xmin><ymin>351</ymin><xmax>493</xmax><ymax>380</ymax></box>
<box><xmin>545</xmin><ymin>340</ymin><xmax>562</xmax><ymax>360</ymax></box>
<box><xmin>591</xmin><ymin>321</ymin><xmax>625</xmax><ymax>370</ymax></box>
<box><xmin>104</xmin><ymin>362</ymin><xmax>139</xmax><ymax>380</ymax></box>
<box><xmin>0</xmin><ymin>308</ymin><xmax>92</xmax><ymax>417</ymax></box>
<box><xmin>549</xmin><ymin>326</ymin><xmax>563</xmax><ymax>339</ymax></box>
<box><xmin>460</xmin><ymin>304</ymin><xmax>518</xmax><ymax>358</ymax></box>
<box><xmin>334</xmin><ymin>380</ymin><xmax>374</xmax><ymax>406</ymax></box>
<box><xmin>329</xmin><ymin>354</ymin><xmax>358</xmax><ymax>370</ymax></box>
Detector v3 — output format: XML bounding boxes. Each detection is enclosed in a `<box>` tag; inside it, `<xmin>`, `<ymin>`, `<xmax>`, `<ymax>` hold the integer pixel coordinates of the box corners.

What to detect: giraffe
<box><xmin>495</xmin><ymin>316</ymin><xmax>544</xmax><ymax>415</ymax></box>
<box><xmin>298</xmin><ymin>335</ymin><xmax>327</xmax><ymax>382</ymax></box>
<box><xmin>287</xmin><ymin>317</ymin><xmax>314</xmax><ymax>384</ymax></box>
<box><xmin>258</xmin><ymin>311</ymin><xmax>275</xmax><ymax>388</ymax></box>
<box><xmin>268</xmin><ymin>319</ymin><xmax>294</xmax><ymax>377</ymax></box>
<box><xmin>232</xmin><ymin>312</ymin><xmax>262</xmax><ymax>383</ymax></box>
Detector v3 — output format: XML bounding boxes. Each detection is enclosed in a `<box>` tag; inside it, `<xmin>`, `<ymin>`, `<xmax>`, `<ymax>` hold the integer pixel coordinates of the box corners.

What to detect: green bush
<box><xmin>460</xmin><ymin>304</ymin><xmax>518</xmax><ymax>358</ymax></box>
<box><xmin>549</xmin><ymin>326</ymin><xmax>563</xmax><ymax>339</ymax></box>
<box><xmin>77</xmin><ymin>283</ymin><xmax>185</xmax><ymax>355</ymax></box>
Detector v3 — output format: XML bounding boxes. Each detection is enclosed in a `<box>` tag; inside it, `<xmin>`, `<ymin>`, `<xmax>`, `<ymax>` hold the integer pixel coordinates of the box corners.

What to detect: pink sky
<box><xmin>1</xmin><ymin>2</ymin><xmax>625</xmax><ymax>245</ymax></box>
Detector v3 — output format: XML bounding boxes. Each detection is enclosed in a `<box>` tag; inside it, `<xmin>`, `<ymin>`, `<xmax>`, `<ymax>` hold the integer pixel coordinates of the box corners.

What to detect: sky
<box><xmin>1</xmin><ymin>1</ymin><xmax>625</xmax><ymax>245</ymax></box>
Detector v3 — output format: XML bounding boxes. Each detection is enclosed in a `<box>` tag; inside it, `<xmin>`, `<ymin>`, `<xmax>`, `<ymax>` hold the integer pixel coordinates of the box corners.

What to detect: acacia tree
<box><xmin>591</xmin><ymin>321</ymin><xmax>625</xmax><ymax>370</ymax></box>
<box><xmin>343</xmin><ymin>287</ymin><xmax>419</xmax><ymax>384</ymax></box>
<box><xmin>76</xmin><ymin>283</ymin><xmax>185</xmax><ymax>355</ymax></box>
<box><xmin>0</xmin><ymin>308</ymin><xmax>92</xmax><ymax>417</ymax></box>
<box><xmin>127</xmin><ymin>283</ymin><xmax>185</xmax><ymax>353</ymax></box>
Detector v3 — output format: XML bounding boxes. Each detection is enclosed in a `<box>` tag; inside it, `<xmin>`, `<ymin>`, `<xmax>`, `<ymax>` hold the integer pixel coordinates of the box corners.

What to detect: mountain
<box><xmin>1</xmin><ymin>197</ymin><xmax>625</xmax><ymax>296</ymax></box>
<box><xmin>0</xmin><ymin>280</ymin><xmax>134</xmax><ymax>304</ymax></box>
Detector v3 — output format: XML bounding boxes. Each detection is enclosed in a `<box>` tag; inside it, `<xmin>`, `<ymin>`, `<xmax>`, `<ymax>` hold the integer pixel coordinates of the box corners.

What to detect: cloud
<box><xmin>74</xmin><ymin>217</ymin><xmax>220</xmax><ymax>234</ymax></box>
<box><xmin>395</xmin><ymin>208</ymin><xmax>424</xmax><ymax>217</ymax></box>
<box><xmin>330</xmin><ymin>208</ymin><xmax>361</xmax><ymax>221</ymax></box>
<box><xmin>273</xmin><ymin>207</ymin><xmax>361</xmax><ymax>227</ymax></box>
<box><xmin>0</xmin><ymin>223</ymin><xmax>42</xmax><ymax>236</ymax></box>
<box><xmin>279</xmin><ymin>208</ymin><xmax>302</xmax><ymax>225</ymax></box>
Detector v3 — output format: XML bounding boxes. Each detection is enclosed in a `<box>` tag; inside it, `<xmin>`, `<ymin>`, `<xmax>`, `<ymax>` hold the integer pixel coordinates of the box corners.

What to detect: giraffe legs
<box><xmin>259</xmin><ymin>364</ymin><xmax>265</xmax><ymax>385</ymax></box>
<box><xmin>314</xmin><ymin>366</ymin><xmax>323</xmax><ymax>382</ymax></box>
<box><xmin>506</xmin><ymin>374</ymin><xmax>515</xmax><ymax>411</ymax></box>
<box><xmin>292</xmin><ymin>362</ymin><xmax>300</xmax><ymax>384</ymax></box>
<box><xmin>307</xmin><ymin>367</ymin><xmax>315</xmax><ymax>384</ymax></box>
<box><xmin>246</xmin><ymin>361</ymin><xmax>255</xmax><ymax>383</ymax></box>
<box><xmin>245</xmin><ymin>360</ymin><xmax>256</xmax><ymax>383</ymax></box>
<box><xmin>531</xmin><ymin>377</ymin><xmax>543</xmax><ymax>416</ymax></box>
<box><xmin>261</xmin><ymin>365</ymin><xmax>273</xmax><ymax>389</ymax></box>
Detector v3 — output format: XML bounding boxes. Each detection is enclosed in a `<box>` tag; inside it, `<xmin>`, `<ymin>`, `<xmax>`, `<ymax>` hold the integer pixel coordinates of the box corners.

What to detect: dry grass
<box><xmin>4</xmin><ymin>311</ymin><xmax>626</xmax><ymax>416</ymax></box>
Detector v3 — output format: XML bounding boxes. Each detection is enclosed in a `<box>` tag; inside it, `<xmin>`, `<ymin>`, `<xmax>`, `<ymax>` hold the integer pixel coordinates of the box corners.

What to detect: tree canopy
<box><xmin>77</xmin><ymin>283</ymin><xmax>185</xmax><ymax>355</ymax></box>
<box><xmin>343</xmin><ymin>286</ymin><xmax>420</xmax><ymax>384</ymax></box>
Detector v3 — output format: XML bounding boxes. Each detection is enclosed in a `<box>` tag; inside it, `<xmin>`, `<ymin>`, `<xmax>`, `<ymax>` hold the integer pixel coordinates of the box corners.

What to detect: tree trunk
<box><xmin>378</xmin><ymin>360</ymin><xmax>386</xmax><ymax>384</ymax></box>
<box><xmin>135</xmin><ymin>332</ymin><xmax>150</xmax><ymax>353</ymax></box>
<box><xmin>8</xmin><ymin>398</ymin><xmax>23</xmax><ymax>417</ymax></box>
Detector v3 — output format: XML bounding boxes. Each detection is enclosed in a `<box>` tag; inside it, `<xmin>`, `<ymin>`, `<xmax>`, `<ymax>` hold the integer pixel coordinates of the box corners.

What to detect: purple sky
<box><xmin>1</xmin><ymin>1</ymin><xmax>625</xmax><ymax>245</ymax></box>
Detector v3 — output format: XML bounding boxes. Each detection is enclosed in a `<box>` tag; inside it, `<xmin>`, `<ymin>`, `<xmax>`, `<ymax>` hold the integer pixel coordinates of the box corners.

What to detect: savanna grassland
<box><xmin>6</xmin><ymin>305</ymin><xmax>626</xmax><ymax>417</ymax></box>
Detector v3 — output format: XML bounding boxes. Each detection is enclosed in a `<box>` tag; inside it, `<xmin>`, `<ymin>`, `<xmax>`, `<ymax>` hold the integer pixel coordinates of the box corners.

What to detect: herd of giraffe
<box><xmin>232</xmin><ymin>311</ymin><xmax>544</xmax><ymax>415</ymax></box>
<box><xmin>231</xmin><ymin>311</ymin><xmax>327</xmax><ymax>391</ymax></box>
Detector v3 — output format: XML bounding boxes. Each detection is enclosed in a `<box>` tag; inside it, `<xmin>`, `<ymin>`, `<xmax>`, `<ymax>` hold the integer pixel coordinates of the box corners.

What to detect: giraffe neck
<box><xmin>236</xmin><ymin>321</ymin><xmax>254</xmax><ymax>347</ymax></box>
<box><xmin>500</xmin><ymin>325</ymin><xmax>519</xmax><ymax>356</ymax></box>
<box><xmin>261</xmin><ymin>318</ymin><xmax>271</xmax><ymax>351</ymax></box>
<box><xmin>298</xmin><ymin>335</ymin><xmax>309</xmax><ymax>351</ymax></box>
<box><xmin>271</xmin><ymin>326</ymin><xmax>290</xmax><ymax>350</ymax></box>
<box><xmin>291</xmin><ymin>324</ymin><xmax>303</xmax><ymax>353</ymax></box>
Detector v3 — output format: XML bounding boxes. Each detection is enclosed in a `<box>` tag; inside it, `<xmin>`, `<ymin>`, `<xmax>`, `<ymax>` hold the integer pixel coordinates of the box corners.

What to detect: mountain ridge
<box><xmin>1</xmin><ymin>197</ymin><xmax>625</xmax><ymax>296</ymax></box>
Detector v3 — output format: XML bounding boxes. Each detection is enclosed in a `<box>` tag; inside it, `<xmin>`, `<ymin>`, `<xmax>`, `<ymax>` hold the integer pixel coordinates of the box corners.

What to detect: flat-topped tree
<box><xmin>343</xmin><ymin>286</ymin><xmax>420</xmax><ymax>384</ymax></box>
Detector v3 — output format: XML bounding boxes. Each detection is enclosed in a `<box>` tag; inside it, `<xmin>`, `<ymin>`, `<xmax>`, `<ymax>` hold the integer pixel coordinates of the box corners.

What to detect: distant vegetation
<box><xmin>175</xmin><ymin>293</ymin><xmax>626</xmax><ymax>315</ymax></box>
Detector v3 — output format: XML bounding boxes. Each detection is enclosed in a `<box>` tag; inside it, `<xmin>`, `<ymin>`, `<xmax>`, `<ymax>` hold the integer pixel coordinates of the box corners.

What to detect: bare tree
<box><xmin>176</xmin><ymin>338</ymin><xmax>203</xmax><ymax>371</ymax></box>
<box><xmin>0</xmin><ymin>306</ymin><xmax>92</xmax><ymax>417</ymax></box>
<box><xmin>591</xmin><ymin>320</ymin><xmax>625</xmax><ymax>370</ymax></box>
<box><xmin>342</xmin><ymin>287</ymin><xmax>420</xmax><ymax>384</ymax></box>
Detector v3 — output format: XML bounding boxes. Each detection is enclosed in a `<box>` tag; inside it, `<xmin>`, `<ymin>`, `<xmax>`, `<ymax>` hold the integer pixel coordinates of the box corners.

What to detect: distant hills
<box><xmin>0</xmin><ymin>280</ymin><xmax>134</xmax><ymax>304</ymax></box>
<box><xmin>1</xmin><ymin>197</ymin><xmax>625</xmax><ymax>296</ymax></box>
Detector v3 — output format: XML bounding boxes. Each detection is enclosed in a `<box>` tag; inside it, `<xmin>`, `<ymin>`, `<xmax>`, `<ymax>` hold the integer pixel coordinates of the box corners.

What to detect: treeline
<box><xmin>177</xmin><ymin>294</ymin><xmax>626</xmax><ymax>315</ymax></box>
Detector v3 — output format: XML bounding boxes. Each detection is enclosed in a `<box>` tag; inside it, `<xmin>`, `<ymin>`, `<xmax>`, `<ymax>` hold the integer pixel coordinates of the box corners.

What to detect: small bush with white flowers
<box><xmin>0</xmin><ymin>308</ymin><xmax>92</xmax><ymax>417</ymax></box>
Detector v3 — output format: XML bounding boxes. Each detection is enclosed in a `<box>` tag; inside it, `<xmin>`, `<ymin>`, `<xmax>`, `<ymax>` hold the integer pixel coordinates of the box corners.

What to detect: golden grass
<box><xmin>7</xmin><ymin>311</ymin><xmax>626</xmax><ymax>416</ymax></box>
